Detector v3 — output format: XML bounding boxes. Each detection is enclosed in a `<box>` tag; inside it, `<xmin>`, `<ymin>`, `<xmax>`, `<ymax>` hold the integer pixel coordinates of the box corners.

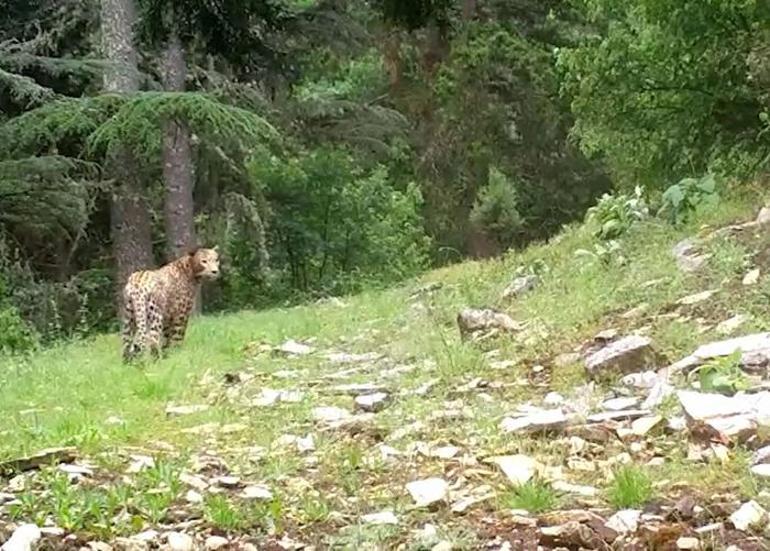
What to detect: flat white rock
<box><xmin>743</xmin><ymin>268</ymin><xmax>760</xmax><ymax>286</ymax></box>
<box><xmin>355</xmin><ymin>392</ymin><xmax>390</xmax><ymax>412</ymax></box>
<box><xmin>278</xmin><ymin>339</ymin><xmax>313</xmax><ymax>356</ymax></box>
<box><xmin>165</xmin><ymin>532</ymin><xmax>194</xmax><ymax>551</ymax></box>
<box><xmin>750</xmin><ymin>464</ymin><xmax>770</xmax><ymax>477</ymax></box>
<box><xmin>716</xmin><ymin>315</ymin><xmax>748</xmax><ymax>335</ymax></box>
<box><xmin>1</xmin><ymin>524</ymin><xmax>41</xmax><ymax>551</ymax></box>
<box><xmin>205</xmin><ymin>536</ymin><xmax>229</xmax><ymax>550</ymax></box>
<box><xmin>602</xmin><ymin>397</ymin><xmax>640</xmax><ymax>411</ymax></box>
<box><xmin>488</xmin><ymin>455</ymin><xmax>537</xmax><ymax>486</ymax></box>
<box><xmin>676</xmin><ymin>536</ymin><xmax>700</xmax><ymax>550</ymax></box>
<box><xmin>406</xmin><ymin>478</ymin><xmax>449</xmax><ymax>507</ymax></box>
<box><xmin>677</xmin><ymin>290</ymin><xmax>716</xmax><ymax>306</ymax></box>
<box><xmin>605</xmin><ymin>509</ymin><xmax>641</xmax><ymax>534</ymax></box>
<box><xmin>551</xmin><ymin>480</ymin><xmax>598</xmax><ymax>497</ymax></box>
<box><xmin>361</xmin><ymin>511</ymin><xmax>399</xmax><ymax>525</ymax></box>
<box><xmin>729</xmin><ymin>500</ymin><xmax>767</xmax><ymax>531</ymax></box>
<box><xmin>312</xmin><ymin>406</ymin><xmax>352</xmax><ymax>423</ymax></box>
<box><xmin>500</xmin><ymin>408</ymin><xmax>568</xmax><ymax>433</ymax></box>
<box><xmin>165</xmin><ymin>404</ymin><xmax>209</xmax><ymax>416</ymax></box>
<box><xmin>631</xmin><ymin>415</ymin><xmax>663</xmax><ymax>436</ymax></box>
<box><xmin>543</xmin><ymin>392</ymin><xmax>564</xmax><ymax>406</ymax></box>
<box><xmin>241</xmin><ymin>484</ymin><xmax>273</xmax><ymax>500</ymax></box>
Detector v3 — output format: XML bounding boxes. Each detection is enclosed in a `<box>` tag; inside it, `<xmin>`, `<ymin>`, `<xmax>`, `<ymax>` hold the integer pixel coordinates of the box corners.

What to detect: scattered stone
<box><xmin>361</xmin><ymin>511</ymin><xmax>399</xmax><ymax>525</ymax></box>
<box><xmin>716</xmin><ymin>315</ymin><xmax>748</xmax><ymax>335</ymax></box>
<box><xmin>457</xmin><ymin>308</ymin><xmax>522</xmax><ymax>339</ymax></box>
<box><xmin>355</xmin><ymin>392</ymin><xmax>390</xmax><ymax>412</ymax></box>
<box><xmin>0</xmin><ymin>447</ymin><xmax>77</xmax><ymax>475</ymax></box>
<box><xmin>500</xmin><ymin>408</ymin><xmax>570</xmax><ymax>433</ymax></box>
<box><xmin>241</xmin><ymin>485</ymin><xmax>273</xmax><ymax>500</ymax></box>
<box><xmin>602</xmin><ymin>396</ymin><xmax>639</xmax><ymax>411</ymax></box>
<box><xmin>743</xmin><ymin>268</ymin><xmax>760</xmax><ymax>286</ymax></box>
<box><xmin>406</xmin><ymin>478</ymin><xmax>449</xmax><ymax>507</ymax></box>
<box><xmin>673</xmin><ymin>239</ymin><xmax>710</xmax><ymax>273</ymax></box>
<box><xmin>584</xmin><ymin>336</ymin><xmax>657</xmax><ymax>378</ymax></box>
<box><xmin>87</xmin><ymin>542</ymin><xmax>113</xmax><ymax>551</ymax></box>
<box><xmin>677</xmin><ymin>390</ymin><xmax>770</xmax><ymax>441</ymax></box>
<box><xmin>165</xmin><ymin>404</ymin><xmax>209</xmax><ymax>416</ymax></box>
<box><xmin>676</xmin><ymin>290</ymin><xmax>716</xmax><ymax>306</ymax></box>
<box><xmin>667</xmin><ymin>332</ymin><xmax>770</xmax><ymax>375</ymax></box>
<box><xmin>749</xmin><ymin>464</ymin><xmax>770</xmax><ymax>477</ymax></box>
<box><xmin>551</xmin><ymin>480</ymin><xmax>599</xmax><ymax>497</ymax></box>
<box><xmin>1</xmin><ymin>524</ymin><xmax>41</xmax><ymax>551</ymax></box>
<box><xmin>543</xmin><ymin>392</ymin><xmax>564</xmax><ymax>406</ymax></box>
<box><xmin>251</xmin><ymin>388</ymin><xmax>303</xmax><ymax>407</ymax></box>
<box><xmin>184</xmin><ymin>490</ymin><xmax>203</xmax><ymax>504</ymax></box>
<box><xmin>630</xmin><ymin>415</ymin><xmax>663</xmax><ymax>436</ymax></box>
<box><xmin>752</xmin><ymin>444</ymin><xmax>770</xmax><ymax>465</ymax></box>
<box><xmin>729</xmin><ymin>500</ymin><xmax>767</xmax><ymax>531</ymax></box>
<box><xmin>312</xmin><ymin>406</ymin><xmax>352</xmax><ymax>423</ymax></box>
<box><xmin>676</xmin><ymin>537</ymin><xmax>700</xmax><ymax>550</ymax></box>
<box><xmin>502</xmin><ymin>275</ymin><xmax>539</xmax><ymax>299</ymax></box>
<box><xmin>328</xmin><ymin>383</ymin><xmax>387</xmax><ymax>396</ymax></box>
<box><xmin>586</xmin><ymin>409</ymin><xmax>651</xmax><ymax>423</ymax></box>
<box><xmin>165</xmin><ymin>532</ymin><xmax>194</xmax><ymax>551</ymax></box>
<box><xmin>605</xmin><ymin>509</ymin><xmax>641</xmax><ymax>535</ymax></box>
<box><xmin>213</xmin><ymin>476</ymin><xmax>241</xmax><ymax>488</ymax></box>
<box><xmin>126</xmin><ymin>454</ymin><xmax>155</xmax><ymax>474</ymax></box>
<box><xmin>204</xmin><ymin>536</ymin><xmax>229</xmax><ymax>551</ymax></box>
<box><xmin>58</xmin><ymin>462</ymin><xmax>94</xmax><ymax>478</ymax></box>
<box><xmin>757</xmin><ymin>206</ymin><xmax>770</xmax><ymax>226</ymax></box>
<box><xmin>488</xmin><ymin>455</ymin><xmax>537</xmax><ymax>486</ymax></box>
<box><xmin>327</xmin><ymin>352</ymin><xmax>381</xmax><ymax>363</ymax></box>
<box><xmin>276</xmin><ymin>339</ymin><xmax>314</xmax><ymax>356</ymax></box>
<box><xmin>621</xmin><ymin>371</ymin><xmax>662</xmax><ymax>389</ymax></box>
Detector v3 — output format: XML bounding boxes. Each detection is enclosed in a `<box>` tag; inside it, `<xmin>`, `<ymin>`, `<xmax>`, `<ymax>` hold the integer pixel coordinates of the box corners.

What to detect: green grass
<box><xmin>499</xmin><ymin>479</ymin><xmax>560</xmax><ymax>513</ymax></box>
<box><xmin>607</xmin><ymin>465</ymin><xmax>654</xmax><ymax>508</ymax></box>
<box><xmin>2</xmin><ymin>191</ymin><xmax>769</xmax><ymax>545</ymax></box>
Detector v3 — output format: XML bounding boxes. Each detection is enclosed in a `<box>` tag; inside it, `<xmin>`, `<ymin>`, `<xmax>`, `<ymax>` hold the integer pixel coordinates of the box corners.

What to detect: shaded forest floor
<box><xmin>3</xmin><ymin>193</ymin><xmax>770</xmax><ymax>549</ymax></box>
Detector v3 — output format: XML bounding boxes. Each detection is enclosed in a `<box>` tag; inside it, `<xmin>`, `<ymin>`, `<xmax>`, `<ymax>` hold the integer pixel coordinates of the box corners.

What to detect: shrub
<box><xmin>470</xmin><ymin>167</ymin><xmax>524</xmax><ymax>251</ymax></box>
<box><xmin>586</xmin><ymin>186</ymin><xmax>648</xmax><ymax>240</ymax></box>
<box><xmin>659</xmin><ymin>174</ymin><xmax>720</xmax><ymax>225</ymax></box>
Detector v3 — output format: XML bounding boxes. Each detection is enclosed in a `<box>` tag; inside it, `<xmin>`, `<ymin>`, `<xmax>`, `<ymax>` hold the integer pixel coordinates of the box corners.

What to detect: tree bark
<box><xmin>101</xmin><ymin>0</ymin><xmax>154</xmax><ymax>308</ymax></box>
<box><xmin>462</xmin><ymin>0</ymin><xmax>477</xmax><ymax>21</ymax></box>
<box><xmin>161</xmin><ymin>31</ymin><xmax>196</xmax><ymax>261</ymax></box>
<box><xmin>161</xmin><ymin>31</ymin><xmax>199</xmax><ymax>311</ymax></box>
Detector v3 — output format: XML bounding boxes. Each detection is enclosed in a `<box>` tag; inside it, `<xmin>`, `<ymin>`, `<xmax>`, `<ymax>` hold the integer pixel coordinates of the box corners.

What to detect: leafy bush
<box><xmin>470</xmin><ymin>167</ymin><xmax>523</xmax><ymax>251</ymax></box>
<box><xmin>0</xmin><ymin>304</ymin><xmax>38</xmax><ymax>354</ymax></box>
<box><xmin>659</xmin><ymin>174</ymin><xmax>719</xmax><ymax>225</ymax></box>
<box><xmin>608</xmin><ymin>465</ymin><xmax>653</xmax><ymax>508</ymax></box>
<box><xmin>585</xmin><ymin>186</ymin><xmax>648</xmax><ymax>240</ymax></box>
<box><xmin>248</xmin><ymin>148</ymin><xmax>430</xmax><ymax>299</ymax></box>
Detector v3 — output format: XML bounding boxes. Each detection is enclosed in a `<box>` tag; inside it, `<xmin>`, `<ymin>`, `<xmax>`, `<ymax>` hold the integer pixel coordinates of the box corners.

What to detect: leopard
<box><xmin>121</xmin><ymin>247</ymin><xmax>220</xmax><ymax>362</ymax></box>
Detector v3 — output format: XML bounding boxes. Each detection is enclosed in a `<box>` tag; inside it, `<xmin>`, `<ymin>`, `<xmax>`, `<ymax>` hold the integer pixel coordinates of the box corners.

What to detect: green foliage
<box><xmin>689</xmin><ymin>351</ymin><xmax>749</xmax><ymax>395</ymax></box>
<box><xmin>499</xmin><ymin>479</ymin><xmax>559</xmax><ymax>513</ymax></box>
<box><xmin>585</xmin><ymin>187</ymin><xmax>648</xmax><ymax>240</ymax></box>
<box><xmin>659</xmin><ymin>174</ymin><xmax>720</xmax><ymax>225</ymax></box>
<box><xmin>469</xmin><ymin>167</ymin><xmax>523</xmax><ymax>250</ymax></box>
<box><xmin>88</xmin><ymin>92</ymin><xmax>278</xmax><ymax>160</ymax></box>
<box><xmin>559</xmin><ymin>0</ymin><xmax>770</xmax><ymax>186</ymax></box>
<box><xmin>251</xmin><ymin>148</ymin><xmax>430</xmax><ymax>298</ymax></box>
<box><xmin>607</xmin><ymin>465</ymin><xmax>653</xmax><ymax>508</ymax></box>
<box><xmin>0</xmin><ymin>304</ymin><xmax>38</xmax><ymax>354</ymax></box>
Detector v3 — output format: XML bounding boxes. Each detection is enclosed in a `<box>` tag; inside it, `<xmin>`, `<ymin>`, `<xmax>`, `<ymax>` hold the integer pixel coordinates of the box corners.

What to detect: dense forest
<box><xmin>0</xmin><ymin>0</ymin><xmax>768</xmax><ymax>351</ymax></box>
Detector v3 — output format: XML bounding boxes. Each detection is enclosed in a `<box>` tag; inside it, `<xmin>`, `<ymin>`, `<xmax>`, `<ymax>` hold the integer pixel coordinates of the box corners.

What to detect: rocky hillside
<box><xmin>2</xmin><ymin>192</ymin><xmax>770</xmax><ymax>550</ymax></box>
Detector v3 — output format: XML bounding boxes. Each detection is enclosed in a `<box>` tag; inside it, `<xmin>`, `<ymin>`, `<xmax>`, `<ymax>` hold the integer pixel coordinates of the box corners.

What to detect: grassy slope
<box><xmin>2</xmin><ymin>189</ymin><xmax>770</xmax><ymax>546</ymax></box>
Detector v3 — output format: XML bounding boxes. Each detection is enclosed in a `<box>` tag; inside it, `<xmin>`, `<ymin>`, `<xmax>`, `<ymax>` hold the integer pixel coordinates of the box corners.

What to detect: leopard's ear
<box><xmin>188</xmin><ymin>246</ymin><xmax>200</xmax><ymax>257</ymax></box>
<box><xmin>212</xmin><ymin>245</ymin><xmax>219</xmax><ymax>252</ymax></box>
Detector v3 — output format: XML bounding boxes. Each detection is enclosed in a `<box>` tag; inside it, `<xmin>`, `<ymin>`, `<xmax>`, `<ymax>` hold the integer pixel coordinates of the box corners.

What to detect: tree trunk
<box><xmin>462</xmin><ymin>0</ymin><xmax>477</xmax><ymax>20</ymax></box>
<box><xmin>161</xmin><ymin>31</ymin><xmax>196</xmax><ymax>260</ymax></box>
<box><xmin>161</xmin><ymin>31</ymin><xmax>200</xmax><ymax>311</ymax></box>
<box><xmin>101</xmin><ymin>0</ymin><xmax>154</xmax><ymax>309</ymax></box>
